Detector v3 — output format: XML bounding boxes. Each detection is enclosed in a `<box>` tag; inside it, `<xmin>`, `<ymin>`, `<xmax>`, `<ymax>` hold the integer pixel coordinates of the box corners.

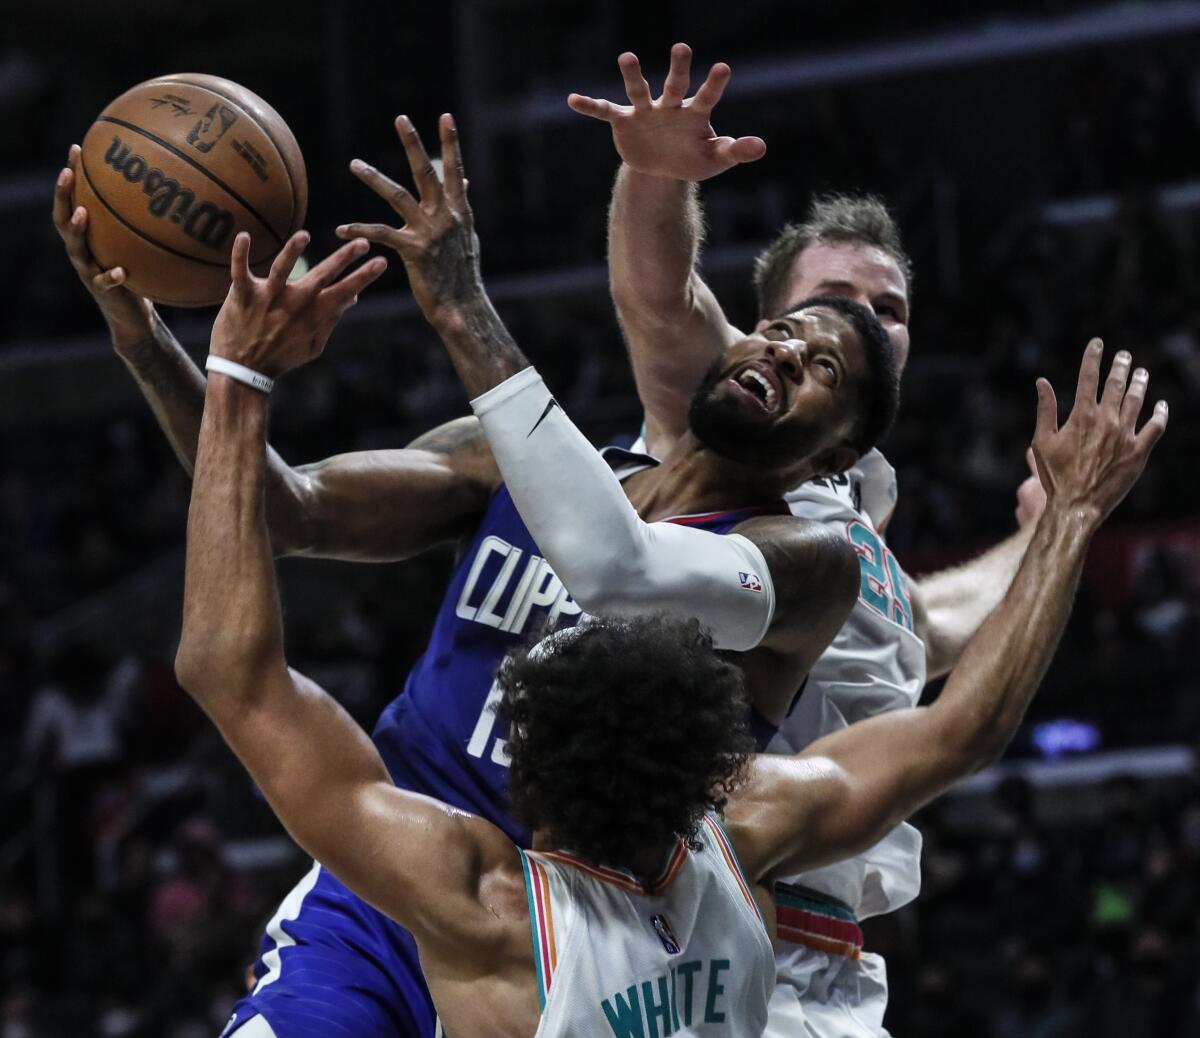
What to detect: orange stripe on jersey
<box><xmin>701</xmin><ymin>816</ymin><xmax>762</xmax><ymax>921</ymax></box>
<box><xmin>526</xmin><ymin>855</ymin><xmax>558</xmax><ymax>992</ymax></box>
<box><xmin>540</xmin><ymin>851</ymin><xmax>644</xmax><ymax>894</ymax></box>
<box><xmin>653</xmin><ymin>840</ymin><xmax>688</xmax><ymax>893</ymax></box>
<box><xmin>538</xmin><ymin>860</ymin><xmax>558</xmax><ymax>972</ymax></box>
<box><xmin>541</xmin><ymin>839</ymin><xmax>690</xmax><ymax>896</ymax></box>
<box><xmin>777</xmin><ymin>924</ymin><xmax>863</xmax><ymax>960</ymax></box>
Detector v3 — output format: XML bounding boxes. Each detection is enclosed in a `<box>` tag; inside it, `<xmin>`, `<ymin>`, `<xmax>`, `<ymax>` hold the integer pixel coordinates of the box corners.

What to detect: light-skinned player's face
<box><xmin>690</xmin><ymin>306</ymin><xmax>867</xmax><ymax>475</ymax></box>
<box><xmin>757</xmin><ymin>241</ymin><xmax>910</xmax><ymax>370</ymax></box>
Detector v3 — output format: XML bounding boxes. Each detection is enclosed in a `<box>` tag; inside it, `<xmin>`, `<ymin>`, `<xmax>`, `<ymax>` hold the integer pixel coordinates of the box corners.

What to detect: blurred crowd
<box><xmin>876</xmin><ymin>772</ymin><xmax>1200</xmax><ymax>1037</ymax></box>
<box><xmin>3</xmin><ymin>4</ymin><xmax>1200</xmax><ymax>1035</ymax></box>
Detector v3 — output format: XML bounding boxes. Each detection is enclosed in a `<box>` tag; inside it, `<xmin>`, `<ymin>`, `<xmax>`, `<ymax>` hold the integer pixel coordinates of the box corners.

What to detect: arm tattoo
<box><xmin>438</xmin><ymin>291</ymin><xmax>530</xmax><ymax>397</ymax></box>
<box><xmin>417</xmin><ymin>225</ymin><xmax>528</xmax><ymax>391</ymax></box>
<box><xmin>420</xmin><ymin>226</ymin><xmax>484</xmax><ymax>308</ymax></box>
<box><xmin>122</xmin><ymin>310</ymin><xmax>201</xmax><ymax>409</ymax></box>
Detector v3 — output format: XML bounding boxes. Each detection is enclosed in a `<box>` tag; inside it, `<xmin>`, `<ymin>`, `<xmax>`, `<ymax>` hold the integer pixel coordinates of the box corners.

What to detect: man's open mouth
<box><xmin>728</xmin><ymin>364</ymin><xmax>782</xmax><ymax>414</ymax></box>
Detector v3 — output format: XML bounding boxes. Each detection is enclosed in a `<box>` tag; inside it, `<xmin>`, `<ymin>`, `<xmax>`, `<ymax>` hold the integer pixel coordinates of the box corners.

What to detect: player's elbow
<box><xmin>265</xmin><ymin>466</ymin><xmax>319</xmax><ymax>557</ymax></box>
<box><xmin>173</xmin><ymin>637</ymin><xmax>226</xmax><ymax>700</ymax></box>
<box><xmin>563</xmin><ymin>568</ymin><xmax>636</xmax><ymax>618</ymax></box>
<box><xmin>175</xmin><ymin>621</ymin><xmax>281</xmax><ymax>707</ymax></box>
<box><xmin>545</xmin><ymin>524</ymin><xmax>648</xmax><ymax>616</ymax></box>
<box><xmin>935</xmin><ymin>713</ymin><xmax>1010</xmax><ymax>782</ymax></box>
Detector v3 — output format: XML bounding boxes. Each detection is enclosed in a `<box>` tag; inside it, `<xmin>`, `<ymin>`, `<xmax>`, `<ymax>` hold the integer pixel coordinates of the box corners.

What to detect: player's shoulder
<box><xmin>418</xmin><ymin>808</ymin><xmax>530</xmax><ymax>954</ymax></box>
<box><xmin>733</xmin><ymin>515</ymin><xmax>859</xmax><ymax>614</ymax></box>
<box><xmin>786</xmin><ymin>449</ymin><xmax>898</xmax><ymax>531</ymax></box>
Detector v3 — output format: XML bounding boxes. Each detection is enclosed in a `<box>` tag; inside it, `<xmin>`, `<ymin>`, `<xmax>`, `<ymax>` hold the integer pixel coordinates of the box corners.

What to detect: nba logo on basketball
<box><xmin>187</xmin><ymin>103</ymin><xmax>239</xmax><ymax>153</ymax></box>
<box><xmin>650</xmin><ymin>913</ymin><xmax>681</xmax><ymax>955</ymax></box>
<box><xmin>739</xmin><ymin>571</ymin><xmax>763</xmax><ymax>592</ymax></box>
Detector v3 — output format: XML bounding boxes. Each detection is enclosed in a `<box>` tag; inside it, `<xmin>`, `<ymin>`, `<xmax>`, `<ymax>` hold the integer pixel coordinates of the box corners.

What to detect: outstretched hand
<box><xmin>52</xmin><ymin>144</ymin><xmax>155</xmax><ymax>350</ymax></box>
<box><xmin>337</xmin><ymin>114</ymin><xmax>479</xmax><ymax>325</ymax></box>
<box><xmin>568</xmin><ymin>43</ymin><xmax>766</xmax><ymax>182</ymax></box>
<box><xmin>209</xmin><ymin>232</ymin><xmax>387</xmax><ymax>378</ymax></box>
<box><xmin>1031</xmin><ymin>339</ymin><xmax>1167</xmax><ymax>527</ymax></box>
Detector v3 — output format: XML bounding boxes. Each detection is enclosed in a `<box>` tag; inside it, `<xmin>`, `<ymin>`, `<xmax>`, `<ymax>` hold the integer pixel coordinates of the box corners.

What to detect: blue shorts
<box><xmin>220</xmin><ymin>863</ymin><xmax>436</xmax><ymax>1038</ymax></box>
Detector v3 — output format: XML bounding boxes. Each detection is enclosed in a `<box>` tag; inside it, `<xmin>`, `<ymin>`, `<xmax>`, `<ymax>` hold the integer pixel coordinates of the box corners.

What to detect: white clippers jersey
<box><xmin>771</xmin><ymin>449</ymin><xmax>926</xmax><ymax>919</ymax></box>
<box><xmin>521</xmin><ymin>815</ymin><xmax>774</xmax><ymax>1038</ymax></box>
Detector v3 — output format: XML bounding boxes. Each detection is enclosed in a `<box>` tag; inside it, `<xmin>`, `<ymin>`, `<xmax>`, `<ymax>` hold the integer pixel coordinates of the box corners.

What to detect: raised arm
<box><xmin>338</xmin><ymin>115</ymin><xmax>857</xmax><ymax>685</ymax></box>
<box><xmin>910</xmin><ymin>449</ymin><xmax>1046</xmax><ymax>676</ymax></box>
<box><xmin>173</xmin><ymin>235</ymin><xmax>521</xmax><ymax>953</ymax></box>
<box><xmin>728</xmin><ymin>342</ymin><xmax>1168</xmax><ymax>880</ymax></box>
<box><xmin>569</xmin><ymin>45</ymin><xmax>765</xmax><ymax>454</ymax></box>
<box><xmin>53</xmin><ymin>148</ymin><xmax>497</xmax><ymax>561</ymax></box>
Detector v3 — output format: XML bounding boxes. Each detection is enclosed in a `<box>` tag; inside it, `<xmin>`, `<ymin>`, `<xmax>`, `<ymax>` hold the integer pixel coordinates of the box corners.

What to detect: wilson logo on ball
<box><xmin>102</xmin><ymin>136</ymin><xmax>235</xmax><ymax>251</ymax></box>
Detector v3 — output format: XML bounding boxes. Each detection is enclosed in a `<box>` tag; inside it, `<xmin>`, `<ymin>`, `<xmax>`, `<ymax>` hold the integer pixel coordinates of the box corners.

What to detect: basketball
<box><xmin>73</xmin><ymin>74</ymin><xmax>308</xmax><ymax>307</ymax></box>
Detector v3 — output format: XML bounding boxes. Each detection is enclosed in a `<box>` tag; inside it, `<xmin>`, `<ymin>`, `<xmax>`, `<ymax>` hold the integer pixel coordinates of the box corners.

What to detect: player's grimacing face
<box><xmin>762</xmin><ymin>241</ymin><xmax>910</xmax><ymax>371</ymax></box>
<box><xmin>688</xmin><ymin>307</ymin><xmax>867</xmax><ymax>474</ymax></box>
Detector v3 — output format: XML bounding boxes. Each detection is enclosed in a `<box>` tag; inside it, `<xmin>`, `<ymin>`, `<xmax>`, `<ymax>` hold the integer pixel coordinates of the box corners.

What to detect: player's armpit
<box><xmin>280</xmin><ymin>417</ymin><xmax>501</xmax><ymax>562</ymax></box>
<box><xmin>201</xmin><ymin>663</ymin><xmax>527</xmax><ymax>960</ymax></box>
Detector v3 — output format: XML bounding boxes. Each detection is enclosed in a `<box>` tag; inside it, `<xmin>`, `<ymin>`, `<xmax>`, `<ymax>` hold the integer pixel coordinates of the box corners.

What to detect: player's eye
<box><xmin>816</xmin><ymin>357</ymin><xmax>839</xmax><ymax>383</ymax></box>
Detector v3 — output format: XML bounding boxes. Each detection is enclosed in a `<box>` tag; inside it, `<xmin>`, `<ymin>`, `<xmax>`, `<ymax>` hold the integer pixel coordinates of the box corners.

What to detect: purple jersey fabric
<box><xmin>227</xmin><ymin>457</ymin><xmax>784</xmax><ymax>1038</ymax></box>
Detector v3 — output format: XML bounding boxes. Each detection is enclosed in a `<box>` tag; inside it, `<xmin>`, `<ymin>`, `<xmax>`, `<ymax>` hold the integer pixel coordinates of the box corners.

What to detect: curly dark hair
<box><xmin>496</xmin><ymin>614</ymin><xmax>755</xmax><ymax>872</ymax></box>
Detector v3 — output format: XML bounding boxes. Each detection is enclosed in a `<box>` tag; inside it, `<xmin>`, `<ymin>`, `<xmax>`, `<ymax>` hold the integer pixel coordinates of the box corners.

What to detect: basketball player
<box><xmin>567</xmin><ymin>43</ymin><xmax>1048</xmax><ymax>1035</ymax></box>
<box><xmin>179</xmin><ymin>179</ymin><xmax>1164</xmax><ymax>1035</ymax></box>
<box><xmin>55</xmin><ymin>117</ymin><xmax>898</xmax><ymax>1037</ymax></box>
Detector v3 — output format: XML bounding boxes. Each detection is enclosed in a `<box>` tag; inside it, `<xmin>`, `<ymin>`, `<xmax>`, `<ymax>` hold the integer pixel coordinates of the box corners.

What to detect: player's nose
<box><xmin>765</xmin><ymin>338</ymin><xmax>807</xmax><ymax>383</ymax></box>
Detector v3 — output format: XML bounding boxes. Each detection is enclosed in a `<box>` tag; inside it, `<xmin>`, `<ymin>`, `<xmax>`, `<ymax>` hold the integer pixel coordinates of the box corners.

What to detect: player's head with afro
<box><xmin>496</xmin><ymin>613</ymin><xmax>755</xmax><ymax>873</ymax></box>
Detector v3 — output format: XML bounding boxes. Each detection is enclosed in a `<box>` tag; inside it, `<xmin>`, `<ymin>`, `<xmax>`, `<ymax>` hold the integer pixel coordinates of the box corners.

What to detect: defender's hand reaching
<box><xmin>568</xmin><ymin>43</ymin><xmax>766</xmax><ymax>182</ymax></box>
<box><xmin>1032</xmin><ymin>339</ymin><xmax>1167</xmax><ymax>529</ymax></box>
<box><xmin>337</xmin><ymin>114</ymin><xmax>480</xmax><ymax>326</ymax></box>
<box><xmin>209</xmin><ymin>231</ymin><xmax>387</xmax><ymax>379</ymax></box>
<box><xmin>52</xmin><ymin>144</ymin><xmax>156</xmax><ymax>352</ymax></box>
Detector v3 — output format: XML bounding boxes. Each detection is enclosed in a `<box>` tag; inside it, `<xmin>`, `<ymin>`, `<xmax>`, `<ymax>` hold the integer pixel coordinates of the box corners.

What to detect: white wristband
<box><xmin>205</xmin><ymin>355</ymin><xmax>275</xmax><ymax>394</ymax></box>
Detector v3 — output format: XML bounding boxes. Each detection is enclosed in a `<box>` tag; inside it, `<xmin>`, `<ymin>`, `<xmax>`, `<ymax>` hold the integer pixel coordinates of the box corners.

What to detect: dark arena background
<box><xmin>3</xmin><ymin>1</ymin><xmax>1199</xmax><ymax>1035</ymax></box>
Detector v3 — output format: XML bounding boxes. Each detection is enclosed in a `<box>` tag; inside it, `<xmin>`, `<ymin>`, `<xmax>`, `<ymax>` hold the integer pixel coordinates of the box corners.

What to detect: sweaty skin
<box><xmin>576</xmin><ymin>43</ymin><xmax>1042</xmax><ymax>677</ymax></box>
<box><xmin>56</xmin><ymin>120</ymin><xmax>871</xmax><ymax>725</ymax></box>
<box><xmin>175</xmin><ymin>135</ymin><xmax>1165</xmax><ymax>1032</ymax></box>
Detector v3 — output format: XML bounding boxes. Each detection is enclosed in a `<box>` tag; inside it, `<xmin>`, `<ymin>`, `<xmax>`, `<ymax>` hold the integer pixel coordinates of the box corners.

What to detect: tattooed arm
<box><xmin>52</xmin><ymin>145</ymin><xmax>499</xmax><ymax>560</ymax></box>
<box><xmin>338</xmin><ymin>115</ymin><xmax>530</xmax><ymax>395</ymax></box>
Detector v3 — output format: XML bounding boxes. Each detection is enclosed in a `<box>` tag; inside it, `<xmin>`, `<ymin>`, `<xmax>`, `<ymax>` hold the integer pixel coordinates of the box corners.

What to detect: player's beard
<box><xmin>688</xmin><ymin>356</ymin><xmax>817</xmax><ymax>470</ymax></box>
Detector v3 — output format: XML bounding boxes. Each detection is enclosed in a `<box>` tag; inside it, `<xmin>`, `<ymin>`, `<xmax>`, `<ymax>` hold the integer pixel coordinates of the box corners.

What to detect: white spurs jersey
<box><xmin>771</xmin><ymin>449</ymin><xmax>926</xmax><ymax>920</ymax></box>
<box><xmin>521</xmin><ymin>815</ymin><xmax>774</xmax><ymax>1038</ymax></box>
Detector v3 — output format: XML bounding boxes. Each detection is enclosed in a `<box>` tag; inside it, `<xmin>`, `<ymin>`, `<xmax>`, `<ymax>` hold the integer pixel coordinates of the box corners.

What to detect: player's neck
<box><xmin>531</xmin><ymin>831</ymin><xmax>676</xmax><ymax>887</ymax></box>
<box><xmin>626</xmin><ymin>431</ymin><xmax>799</xmax><ymax>521</ymax></box>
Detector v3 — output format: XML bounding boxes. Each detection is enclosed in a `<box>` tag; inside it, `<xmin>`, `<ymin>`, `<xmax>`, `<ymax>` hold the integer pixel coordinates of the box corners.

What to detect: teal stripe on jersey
<box><xmin>518</xmin><ymin>851</ymin><xmax>547</xmax><ymax>1009</ymax></box>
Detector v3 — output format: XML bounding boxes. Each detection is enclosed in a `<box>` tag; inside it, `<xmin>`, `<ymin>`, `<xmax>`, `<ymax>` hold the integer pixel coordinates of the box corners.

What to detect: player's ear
<box><xmin>813</xmin><ymin>444</ymin><xmax>858</xmax><ymax>477</ymax></box>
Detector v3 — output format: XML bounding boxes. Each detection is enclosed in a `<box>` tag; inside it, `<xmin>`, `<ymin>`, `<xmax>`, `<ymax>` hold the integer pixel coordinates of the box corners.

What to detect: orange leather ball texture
<box><xmin>75</xmin><ymin>74</ymin><xmax>308</xmax><ymax>306</ymax></box>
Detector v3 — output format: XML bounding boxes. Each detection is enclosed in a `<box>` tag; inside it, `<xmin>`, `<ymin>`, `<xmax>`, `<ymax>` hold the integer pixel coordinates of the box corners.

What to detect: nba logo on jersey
<box><xmin>650</xmin><ymin>913</ymin><xmax>682</xmax><ymax>954</ymax></box>
<box><xmin>739</xmin><ymin>571</ymin><xmax>763</xmax><ymax>593</ymax></box>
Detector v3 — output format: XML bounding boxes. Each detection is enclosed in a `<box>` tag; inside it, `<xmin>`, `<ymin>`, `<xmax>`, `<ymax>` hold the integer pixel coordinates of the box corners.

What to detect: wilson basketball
<box><xmin>74</xmin><ymin>74</ymin><xmax>308</xmax><ymax>306</ymax></box>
